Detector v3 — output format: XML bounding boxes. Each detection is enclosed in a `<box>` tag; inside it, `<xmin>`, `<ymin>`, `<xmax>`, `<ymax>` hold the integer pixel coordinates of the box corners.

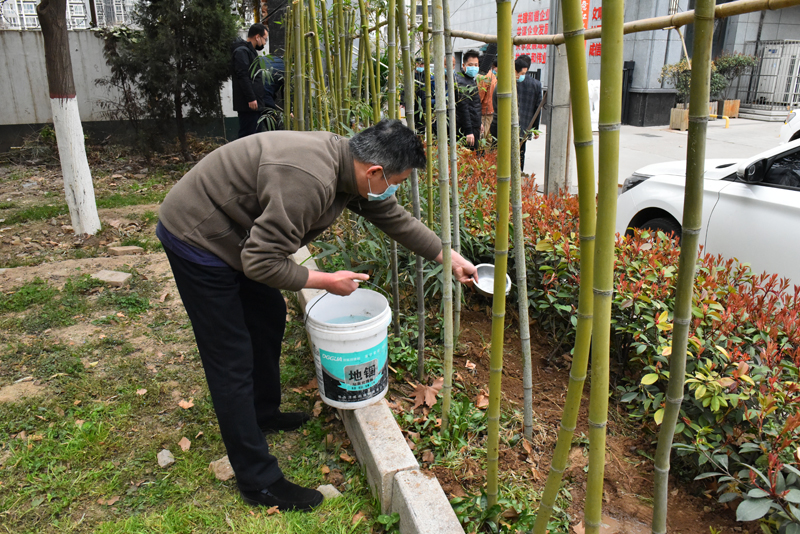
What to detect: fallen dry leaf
<box><xmin>465</xmin><ymin>360</ymin><xmax>477</xmax><ymax>371</ymax></box>
<box><xmin>422</xmin><ymin>450</ymin><xmax>435</xmax><ymax>463</ymax></box>
<box><xmin>321</xmin><ymin>465</ymin><xmax>331</xmax><ymax>475</ymax></box>
<box><xmin>158</xmin><ymin>291</ymin><xmax>169</xmax><ymax>302</ymax></box>
<box><xmin>178</xmin><ymin>399</ymin><xmax>194</xmax><ymax>410</ymax></box>
<box><xmin>312</xmin><ymin>400</ymin><xmax>323</xmax><ymax>417</ymax></box>
<box><xmin>475</xmin><ymin>390</ymin><xmax>489</xmax><ymax>409</ymax></box>
<box><xmin>405</xmin><ymin>437</ymin><xmax>416</xmax><ymax>450</ymax></box>
<box><xmin>411</xmin><ymin>377</ymin><xmax>444</xmax><ymax>409</ymax></box>
<box><xmin>339</xmin><ymin>452</ymin><xmax>355</xmax><ymax>464</ymax></box>
<box><xmin>265</xmin><ymin>505</ymin><xmax>280</xmax><ymax>515</ymax></box>
<box><xmin>136</xmin><ymin>389</ymin><xmax>147</xmax><ymax>396</ymax></box>
<box><xmin>75</xmin><ymin>419</ymin><xmax>85</xmax><ymax>428</ymax></box>
<box><xmin>97</xmin><ymin>495</ymin><xmax>120</xmax><ymax>506</ymax></box>
<box><xmin>326</xmin><ymin>468</ymin><xmax>345</xmax><ymax>486</ymax></box>
<box><xmin>352</xmin><ymin>511</ymin><xmax>366</xmax><ymax>525</ymax></box>
<box><xmin>195</xmin><ymin>431</ymin><xmax>204</xmax><ymax>439</ymax></box>
<box><xmin>522</xmin><ymin>439</ymin><xmax>532</xmax><ymax>454</ymax></box>
<box><xmin>178</xmin><ymin>437</ymin><xmax>191</xmax><ymax>452</ymax></box>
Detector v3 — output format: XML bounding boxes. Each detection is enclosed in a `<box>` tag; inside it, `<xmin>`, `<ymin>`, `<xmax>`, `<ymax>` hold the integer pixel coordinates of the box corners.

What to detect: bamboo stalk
<box><xmin>431</xmin><ymin>0</ymin><xmax>453</xmax><ymax>432</ymax></box>
<box><xmin>321</xmin><ymin>0</ymin><xmax>338</xmax><ymax>132</ymax></box>
<box><xmin>422</xmin><ymin>0</ymin><xmax>434</xmax><ymax>227</ymax></box>
<box><xmin>284</xmin><ymin>3</ymin><xmax>293</xmax><ymax>131</ymax></box>
<box><xmin>387</xmin><ymin>0</ymin><xmax>401</xmax><ymax>336</ymax></box>
<box><xmin>531</xmin><ymin>0</ymin><xmax>597</xmax><ymax>528</ymax></box>
<box><xmin>336</xmin><ymin>0</ymin><xmax>349</xmax><ymax>128</ymax></box>
<box><xmin>306</xmin><ymin>31</ymin><xmax>315</xmax><ymax>129</ymax></box>
<box><xmin>356</xmin><ymin>34</ymin><xmax>365</xmax><ymax>108</ymax></box>
<box><xmin>486</xmin><ymin>0</ymin><xmax>512</xmax><ymax>509</ymax></box>
<box><xmin>307</xmin><ymin>0</ymin><xmax>329</xmax><ymax>131</ymax></box>
<box><xmin>293</xmin><ymin>0</ymin><xmax>304</xmax><ymax>131</ymax></box>
<box><xmin>398</xmin><ymin>0</ymin><xmax>426</xmax><ymax>379</ymax></box>
<box><xmin>584</xmin><ymin>0</ymin><xmax>624</xmax><ymax>531</ymax></box>
<box><xmin>358</xmin><ymin>0</ymin><xmax>378</xmax><ymax>125</ymax></box>
<box><xmin>442</xmin><ymin>0</ymin><xmax>460</xmax><ymax>346</ymax></box>
<box><xmin>651</xmin><ymin>1</ymin><xmax>716</xmax><ymax>533</ymax></box>
<box><xmin>374</xmin><ymin>12</ymin><xmax>382</xmax><ymax>120</ymax></box>
<box><xmin>445</xmin><ymin>0</ymin><xmax>800</xmax><ymax>45</ymax></box>
<box><xmin>507</xmin><ymin>57</ymin><xmax>536</xmax><ymax>444</ymax></box>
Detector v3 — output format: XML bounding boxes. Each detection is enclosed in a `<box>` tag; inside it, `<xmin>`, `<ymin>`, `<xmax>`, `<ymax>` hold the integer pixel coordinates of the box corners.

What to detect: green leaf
<box><xmin>747</xmin><ymin>488</ymin><xmax>770</xmax><ymax>499</ymax></box>
<box><xmin>736</xmin><ymin>498</ymin><xmax>772</xmax><ymax>522</ymax></box>
<box><xmin>620</xmin><ymin>392</ymin><xmax>638</xmax><ymax>403</ymax></box>
<box><xmin>784</xmin><ymin>489</ymin><xmax>800</xmax><ymax>504</ymax></box>
<box><xmin>654</xmin><ymin>408</ymin><xmax>664</xmax><ymax>425</ymax></box>
<box><xmin>718</xmin><ymin>492</ymin><xmax>739</xmax><ymax>503</ymax></box>
<box><xmin>641</xmin><ymin>373</ymin><xmax>659</xmax><ymax>385</ymax></box>
<box><xmin>786</xmin><ymin>523</ymin><xmax>800</xmax><ymax>534</ymax></box>
<box><xmin>694</xmin><ymin>471</ymin><xmax>723</xmax><ymax>480</ymax></box>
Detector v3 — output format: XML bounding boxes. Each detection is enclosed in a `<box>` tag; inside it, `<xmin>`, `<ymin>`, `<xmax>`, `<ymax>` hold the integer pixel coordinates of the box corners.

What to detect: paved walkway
<box><xmin>521</xmin><ymin>117</ymin><xmax>785</xmax><ymax>191</ymax></box>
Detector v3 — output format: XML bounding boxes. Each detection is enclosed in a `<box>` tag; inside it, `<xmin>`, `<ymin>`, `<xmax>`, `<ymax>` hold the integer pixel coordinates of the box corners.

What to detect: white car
<box><xmin>616</xmin><ymin>139</ymin><xmax>800</xmax><ymax>285</ymax></box>
<box><xmin>780</xmin><ymin>108</ymin><xmax>800</xmax><ymax>144</ymax></box>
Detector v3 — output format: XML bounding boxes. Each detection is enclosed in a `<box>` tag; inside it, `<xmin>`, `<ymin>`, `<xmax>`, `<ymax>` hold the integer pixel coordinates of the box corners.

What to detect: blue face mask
<box><xmin>517</xmin><ymin>74</ymin><xmax>526</xmax><ymax>83</ymax></box>
<box><xmin>464</xmin><ymin>65</ymin><xmax>479</xmax><ymax>78</ymax></box>
<box><xmin>368</xmin><ymin>171</ymin><xmax>399</xmax><ymax>201</ymax></box>
<box><xmin>416</xmin><ymin>66</ymin><xmax>424</xmax><ymax>73</ymax></box>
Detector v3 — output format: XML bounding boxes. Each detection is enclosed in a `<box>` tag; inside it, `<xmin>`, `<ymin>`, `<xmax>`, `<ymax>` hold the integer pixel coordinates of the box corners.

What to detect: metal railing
<box><xmin>736</xmin><ymin>39</ymin><xmax>800</xmax><ymax>109</ymax></box>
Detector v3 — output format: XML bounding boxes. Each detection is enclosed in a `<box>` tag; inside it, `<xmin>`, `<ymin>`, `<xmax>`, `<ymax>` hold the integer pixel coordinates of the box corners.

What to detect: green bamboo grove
<box><xmin>275</xmin><ymin>0</ymin><xmax>794</xmax><ymax>528</ymax></box>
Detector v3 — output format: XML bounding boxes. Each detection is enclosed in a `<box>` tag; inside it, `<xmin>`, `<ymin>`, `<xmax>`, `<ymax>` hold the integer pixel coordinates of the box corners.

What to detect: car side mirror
<box><xmin>739</xmin><ymin>159</ymin><xmax>767</xmax><ymax>183</ymax></box>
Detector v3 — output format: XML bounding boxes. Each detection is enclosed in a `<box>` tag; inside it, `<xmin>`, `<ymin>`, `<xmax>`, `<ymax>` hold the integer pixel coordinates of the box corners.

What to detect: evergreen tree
<box><xmin>104</xmin><ymin>0</ymin><xmax>238</xmax><ymax>161</ymax></box>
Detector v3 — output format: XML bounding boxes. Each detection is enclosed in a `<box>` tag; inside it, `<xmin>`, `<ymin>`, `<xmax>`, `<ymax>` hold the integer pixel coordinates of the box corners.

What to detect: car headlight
<box><xmin>620</xmin><ymin>173</ymin><xmax>651</xmax><ymax>194</ymax></box>
<box><xmin>787</xmin><ymin>111</ymin><xmax>797</xmax><ymax>124</ymax></box>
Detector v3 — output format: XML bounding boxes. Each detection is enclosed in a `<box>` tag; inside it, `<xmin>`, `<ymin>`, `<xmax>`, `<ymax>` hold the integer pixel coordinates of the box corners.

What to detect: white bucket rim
<box><xmin>305</xmin><ymin>288</ymin><xmax>391</xmax><ymax>331</ymax></box>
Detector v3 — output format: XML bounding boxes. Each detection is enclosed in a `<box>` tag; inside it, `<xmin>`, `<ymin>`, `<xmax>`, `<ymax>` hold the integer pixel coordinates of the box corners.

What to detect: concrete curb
<box><xmin>291</xmin><ymin>246</ymin><xmax>465</xmax><ymax>534</ymax></box>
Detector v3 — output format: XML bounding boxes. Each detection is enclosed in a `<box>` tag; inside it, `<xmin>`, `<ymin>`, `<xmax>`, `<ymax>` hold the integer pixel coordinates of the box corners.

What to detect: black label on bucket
<box><xmin>318</xmin><ymin>338</ymin><xmax>388</xmax><ymax>403</ymax></box>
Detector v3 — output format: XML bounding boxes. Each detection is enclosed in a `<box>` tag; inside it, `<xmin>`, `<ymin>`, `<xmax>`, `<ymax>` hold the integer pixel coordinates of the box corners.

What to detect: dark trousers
<box><xmin>163</xmin><ymin>247</ymin><xmax>285</xmax><ymax>490</ymax></box>
<box><xmin>237</xmin><ymin>110</ymin><xmax>263</xmax><ymax>139</ymax></box>
<box><xmin>490</xmin><ymin>121</ymin><xmax>527</xmax><ymax>167</ymax></box>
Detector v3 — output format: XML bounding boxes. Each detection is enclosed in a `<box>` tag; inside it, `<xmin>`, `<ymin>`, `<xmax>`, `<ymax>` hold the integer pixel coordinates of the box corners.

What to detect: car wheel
<box><xmin>640</xmin><ymin>217</ymin><xmax>682</xmax><ymax>242</ymax></box>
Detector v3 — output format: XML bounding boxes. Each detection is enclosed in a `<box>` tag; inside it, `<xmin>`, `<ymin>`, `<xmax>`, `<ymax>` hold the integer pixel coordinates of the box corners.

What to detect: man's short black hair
<box><xmin>515</xmin><ymin>57</ymin><xmax>528</xmax><ymax>73</ymax></box>
<box><xmin>415</xmin><ymin>57</ymin><xmax>424</xmax><ymax>63</ymax></box>
<box><xmin>462</xmin><ymin>49</ymin><xmax>480</xmax><ymax>63</ymax></box>
<box><xmin>248</xmin><ymin>23</ymin><xmax>267</xmax><ymax>38</ymax></box>
<box><xmin>349</xmin><ymin>120</ymin><xmax>426</xmax><ymax>176</ymax></box>
<box><xmin>492</xmin><ymin>58</ymin><xmax>498</xmax><ymax>68</ymax></box>
<box><xmin>517</xmin><ymin>54</ymin><xmax>532</xmax><ymax>69</ymax></box>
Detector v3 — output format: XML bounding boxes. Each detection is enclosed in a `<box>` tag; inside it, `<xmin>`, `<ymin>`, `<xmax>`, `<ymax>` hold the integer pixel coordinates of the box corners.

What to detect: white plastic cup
<box><xmin>304</xmin><ymin>288</ymin><xmax>391</xmax><ymax>410</ymax></box>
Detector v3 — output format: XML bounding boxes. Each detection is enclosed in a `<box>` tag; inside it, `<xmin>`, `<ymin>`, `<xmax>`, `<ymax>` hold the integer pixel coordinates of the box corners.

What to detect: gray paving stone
<box><xmin>92</xmin><ymin>270</ymin><xmax>132</xmax><ymax>287</ymax></box>
<box><xmin>392</xmin><ymin>469</ymin><xmax>465</xmax><ymax>534</ymax></box>
<box><xmin>108</xmin><ymin>246</ymin><xmax>144</xmax><ymax>256</ymax></box>
<box><xmin>340</xmin><ymin>400</ymin><xmax>419</xmax><ymax>513</ymax></box>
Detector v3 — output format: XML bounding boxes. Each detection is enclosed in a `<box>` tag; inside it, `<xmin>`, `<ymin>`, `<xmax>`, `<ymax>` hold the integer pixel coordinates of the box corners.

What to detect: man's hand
<box><xmin>248</xmin><ymin>100</ymin><xmax>258</xmax><ymax>110</ymax></box>
<box><xmin>306</xmin><ymin>270</ymin><xmax>369</xmax><ymax>296</ymax></box>
<box><xmin>434</xmin><ymin>250</ymin><xmax>477</xmax><ymax>287</ymax></box>
<box><xmin>466</xmin><ymin>133</ymin><xmax>475</xmax><ymax>146</ymax></box>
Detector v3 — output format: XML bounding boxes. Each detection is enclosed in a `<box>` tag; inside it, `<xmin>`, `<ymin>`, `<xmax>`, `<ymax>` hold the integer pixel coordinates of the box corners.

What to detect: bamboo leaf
<box><xmin>693</xmin><ymin>471</ymin><xmax>723</xmax><ymax>480</ymax></box>
<box><xmin>641</xmin><ymin>373</ymin><xmax>659</xmax><ymax>385</ymax></box>
<box><xmin>736</xmin><ymin>498</ymin><xmax>772</xmax><ymax>522</ymax></box>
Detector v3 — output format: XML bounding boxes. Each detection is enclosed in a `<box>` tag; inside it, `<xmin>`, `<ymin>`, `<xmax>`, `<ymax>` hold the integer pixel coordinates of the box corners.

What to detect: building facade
<box><xmin>0</xmin><ymin>0</ymin><xmax>136</xmax><ymax>30</ymax></box>
<box><xmin>449</xmin><ymin>0</ymin><xmax>800</xmax><ymax>125</ymax></box>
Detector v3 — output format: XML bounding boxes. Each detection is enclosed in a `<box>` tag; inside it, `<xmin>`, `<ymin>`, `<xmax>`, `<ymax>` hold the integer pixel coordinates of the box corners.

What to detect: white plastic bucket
<box><xmin>304</xmin><ymin>288</ymin><xmax>391</xmax><ymax>410</ymax></box>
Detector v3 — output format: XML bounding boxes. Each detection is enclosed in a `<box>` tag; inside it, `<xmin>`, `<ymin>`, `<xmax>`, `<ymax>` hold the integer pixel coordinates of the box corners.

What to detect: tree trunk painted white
<box><xmin>51</xmin><ymin>97</ymin><xmax>101</xmax><ymax>235</ymax></box>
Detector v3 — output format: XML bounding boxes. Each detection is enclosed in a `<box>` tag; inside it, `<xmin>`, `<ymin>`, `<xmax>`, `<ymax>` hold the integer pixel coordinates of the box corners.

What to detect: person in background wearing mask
<box><xmin>454</xmin><ymin>49</ymin><xmax>483</xmax><ymax>149</ymax></box>
<box><xmin>231</xmin><ymin>23</ymin><xmax>268</xmax><ymax>139</ymax></box>
<box><xmin>517</xmin><ymin>54</ymin><xmax>544</xmax><ymax>144</ymax></box>
<box><xmin>156</xmin><ymin>120</ymin><xmax>477</xmax><ymax>513</ymax></box>
<box><xmin>478</xmin><ymin>58</ymin><xmax>498</xmax><ymax>144</ymax></box>
<box><xmin>491</xmin><ymin>57</ymin><xmax>541</xmax><ymax>169</ymax></box>
<box><xmin>401</xmin><ymin>57</ymin><xmax>429</xmax><ymax>134</ymax></box>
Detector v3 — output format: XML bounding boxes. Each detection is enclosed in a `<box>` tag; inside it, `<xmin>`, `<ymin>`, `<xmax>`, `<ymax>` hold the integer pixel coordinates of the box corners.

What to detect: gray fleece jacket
<box><xmin>158</xmin><ymin>131</ymin><xmax>442</xmax><ymax>291</ymax></box>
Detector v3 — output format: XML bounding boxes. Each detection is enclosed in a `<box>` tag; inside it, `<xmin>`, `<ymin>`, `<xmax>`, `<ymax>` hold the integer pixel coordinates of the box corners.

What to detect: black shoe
<box><xmin>258</xmin><ymin>411</ymin><xmax>311</xmax><ymax>434</ymax></box>
<box><xmin>240</xmin><ymin>477</ymin><xmax>324</xmax><ymax>511</ymax></box>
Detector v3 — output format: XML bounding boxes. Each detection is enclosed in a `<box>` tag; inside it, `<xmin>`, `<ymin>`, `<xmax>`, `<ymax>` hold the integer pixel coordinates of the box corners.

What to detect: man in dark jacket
<box><xmin>454</xmin><ymin>49</ymin><xmax>482</xmax><ymax>149</ymax></box>
<box><xmin>258</xmin><ymin>54</ymin><xmax>285</xmax><ymax>130</ymax></box>
<box><xmin>232</xmin><ymin>24</ymin><xmax>268</xmax><ymax>138</ymax></box>
<box><xmin>491</xmin><ymin>57</ymin><xmax>542</xmax><ymax>169</ymax></box>
<box><xmin>156</xmin><ymin>120</ymin><xmax>477</xmax><ymax>513</ymax></box>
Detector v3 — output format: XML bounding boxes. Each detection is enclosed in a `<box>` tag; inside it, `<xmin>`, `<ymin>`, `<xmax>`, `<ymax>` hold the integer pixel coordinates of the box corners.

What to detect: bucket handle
<box><xmin>304</xmin><ymin>279</ymin><xmax>391</xmax><ymax>325</ymax></box>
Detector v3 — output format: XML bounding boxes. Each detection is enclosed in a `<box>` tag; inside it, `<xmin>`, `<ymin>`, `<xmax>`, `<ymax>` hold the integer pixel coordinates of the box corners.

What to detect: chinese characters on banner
<box><xmin>513</xmin><ymin>5</ymin><xmax>549</xmax><ymax>64</ymax></box>
<box><xmin>589</xmin><ymin>5</ymin><xmax>602</xmax><ymax>56</ymax></box>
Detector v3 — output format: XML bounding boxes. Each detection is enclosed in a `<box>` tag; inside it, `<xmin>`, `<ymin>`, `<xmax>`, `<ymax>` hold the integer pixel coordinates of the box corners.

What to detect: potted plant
<box><xmin>659</xmin><ymin>58</ymin><xmax>727</xmax><ymax>130</ymax></box>
<box><xmin>713</xmin><ymin>52</ymin><xmax>758</xmax><ymax>118</ymax></box>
